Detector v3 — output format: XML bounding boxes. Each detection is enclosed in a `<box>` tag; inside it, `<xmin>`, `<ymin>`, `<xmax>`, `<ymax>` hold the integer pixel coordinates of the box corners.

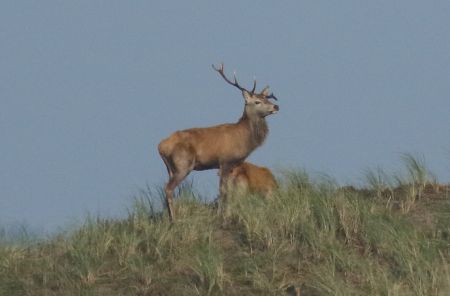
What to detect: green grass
<box><xmin>1</xmin><ymin>163</ymin><xmax>450</xmax><ymax>295</ymax></box>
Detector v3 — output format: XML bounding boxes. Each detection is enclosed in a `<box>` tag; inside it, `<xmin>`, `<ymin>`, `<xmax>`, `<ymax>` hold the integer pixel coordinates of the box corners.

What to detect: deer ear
<box><xmin>242</xmin><ymin>90</ymin><xmax>252</xmax><ymax>103</ymax></box>
<box><xmin>261</xmin><ymin>86</ymin><xmax>270</xmax><ymax>96</ymax></box>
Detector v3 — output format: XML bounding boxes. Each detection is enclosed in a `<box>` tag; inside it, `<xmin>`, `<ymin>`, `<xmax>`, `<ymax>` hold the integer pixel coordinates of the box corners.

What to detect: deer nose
<box><xmin>274</xmin><ymin>105</ymin><xmax>279</xmax><ymax>111</ymax></box>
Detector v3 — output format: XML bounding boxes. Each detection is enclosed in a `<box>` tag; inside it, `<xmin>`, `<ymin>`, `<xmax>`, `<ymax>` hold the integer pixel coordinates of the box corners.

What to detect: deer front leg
<box><xmin>219</xmin><ymin>164</ymin><xmax>232</xmax><ymax>200</ymax></box>
<box><xmin>218</xmin><ymin>163</ymin><xmax>236</xmax><ymax>217</ymax></box>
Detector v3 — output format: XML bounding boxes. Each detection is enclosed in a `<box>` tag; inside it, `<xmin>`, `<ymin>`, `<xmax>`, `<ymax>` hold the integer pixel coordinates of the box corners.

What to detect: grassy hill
<box><xmin>1</xmin><ymin>157</ymin><xmax>450</xmax><ymax>295</ymax></box>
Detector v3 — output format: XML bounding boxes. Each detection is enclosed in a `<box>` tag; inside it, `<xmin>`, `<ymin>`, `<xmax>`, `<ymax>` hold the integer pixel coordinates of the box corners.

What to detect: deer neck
<box><xmin>237</xmin><ymin>111</ymin><xmax>269</xmax><ymax>150</ymax></box>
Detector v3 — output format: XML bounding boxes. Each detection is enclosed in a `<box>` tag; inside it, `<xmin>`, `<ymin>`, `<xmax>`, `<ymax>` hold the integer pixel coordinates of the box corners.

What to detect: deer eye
<box><xmin>255</xmin><ymin>101</ymin><xmax>261</xmax><ymax>105</ymax></box>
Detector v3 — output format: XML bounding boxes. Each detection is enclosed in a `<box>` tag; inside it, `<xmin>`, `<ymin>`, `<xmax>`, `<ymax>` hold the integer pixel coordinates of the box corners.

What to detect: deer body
<box><xmin>226</xmin><ymin>162</ymin><xmax>277</xmax><ymax>197</ymax></box>
<box><xmin>159</xmin><ymin>113</ymin><xmax>268</xmax><ymax>171</ymax></box>
<box><xmin>158</xmin><ymin>64</ymin><xmax>278</xmax><ymax>220</ymax></box>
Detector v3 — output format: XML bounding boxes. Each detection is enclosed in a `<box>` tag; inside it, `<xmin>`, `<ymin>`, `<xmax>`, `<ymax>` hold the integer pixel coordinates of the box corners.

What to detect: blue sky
<box><xmin>1</xmin><ymin>1</ymin><xmax>449</xmax><ymax>232</ymax></box>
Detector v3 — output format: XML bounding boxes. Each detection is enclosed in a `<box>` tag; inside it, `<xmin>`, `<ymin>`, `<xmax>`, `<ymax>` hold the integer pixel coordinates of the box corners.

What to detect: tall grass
<box><xmin>364</xmin><ymin>153</ymin><xmax>440</xmax><ymax>213</ymax></box>
<box><xmin>1</xmin><ymin>161</ymin><xmax>449</xmax><ymax>295</ymax></box>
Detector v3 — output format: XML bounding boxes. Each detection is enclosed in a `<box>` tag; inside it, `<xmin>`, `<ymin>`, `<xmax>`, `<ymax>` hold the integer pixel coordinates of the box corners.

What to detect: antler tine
<box><xmin>211</xmin><ymin>62</ymin><xmax>223</xmax><ymax>73</ymax></box>
<box><xmin>232</xmin><ymin>71</ymin><xmax>240</xmax><ymax>86</ymax></box>
<box><xmin>259</xmin><ymin>85</ymin><xmax>278</xmax><ymax>101</ymax></box>
<box><xmin>212</xmin><ymin>63</ymin><xmax>248</xmax><ymax>93</ymax></box>
<box><xmin>266</xmin><ymin>93</ymin><xmax>278</xmax><ymax>101</ymax></box>
<box><xmin>251</xmin><ymin>79</ymin><xmax>256</xmax><ymax>94</ymax></box>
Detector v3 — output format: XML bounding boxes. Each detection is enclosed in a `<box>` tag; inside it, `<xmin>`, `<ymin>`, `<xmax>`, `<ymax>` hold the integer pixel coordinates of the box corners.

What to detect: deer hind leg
<box><xmin>162</xmin><ymin>145</ymin><xmax>195</xmax><ymax>221</ymax></box>
<box><xmin>160</xmin><ymin>156</ymin><xmax>176</xmax><ymax>219</ymax></box>
<box><xmin>160</xmin><ymin>154</ymin><xmax>173</xmax><ymax>179</ymax></box>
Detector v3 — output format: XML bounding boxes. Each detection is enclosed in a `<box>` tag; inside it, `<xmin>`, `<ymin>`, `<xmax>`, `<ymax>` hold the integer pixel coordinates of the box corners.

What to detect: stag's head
<box><xmin>242</xmin><ymin>87</ymin><xmax>279</xmax><ymax>118</ymax></box>
<box><xmin>213</xmin><ymin>63</ymin><xmax>279</xmax><ymax>118</ymax></box>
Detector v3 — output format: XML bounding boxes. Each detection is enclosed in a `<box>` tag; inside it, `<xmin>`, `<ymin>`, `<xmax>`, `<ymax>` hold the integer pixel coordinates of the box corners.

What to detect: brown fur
<box><xmin>226</xmin><ymin>162</ymin><xmax>277</xmax><ymax>197</ymax></box>
<box><xmin>158</xmin><ymin>113</ymin><xmax>268</xmax><ymax>172</ymax></box>
<box><xmin>158</xmin><ymin>65</ymin><xmax>279</xmax><ymax>220</ymax></box>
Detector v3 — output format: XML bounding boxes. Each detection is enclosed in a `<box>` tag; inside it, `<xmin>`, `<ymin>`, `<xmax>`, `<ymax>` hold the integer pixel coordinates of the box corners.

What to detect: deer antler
<box><xmin>266</xmin><ymin>93</ymin><xmax>278</xmax><ymax>101</ymax></box>
<box><xmin>250</xmin><ymin>78</ymin><xmax>257</xmax><ymax>93</ymax></box>
<box><xmin>212</xmin><ymin>63</ymin><xmax>257</xmax><ymax>94</ymax></box>
<box><xmin>260</xmin><ymin>86</ymin><xmax>278</xmax><ymax>101</ymax></box>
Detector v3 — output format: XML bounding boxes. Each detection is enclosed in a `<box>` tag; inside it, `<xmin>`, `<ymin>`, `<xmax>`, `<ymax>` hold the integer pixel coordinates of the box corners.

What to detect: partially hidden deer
<box><xmin>158</xmin><ymin>63</ymin><xmax>279</xmax><ymax>220</ymax></box>
<box><xmin>225</xmin><ymin>162</ymin><xmax>278</xmax><ymax>197</ymax></box>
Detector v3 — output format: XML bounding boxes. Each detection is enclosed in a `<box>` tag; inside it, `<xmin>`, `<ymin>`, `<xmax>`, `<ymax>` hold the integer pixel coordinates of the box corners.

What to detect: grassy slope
<box><xmin>1</xmin><ymin>164</ymin><xmax>450</xmax><ymax>295</ymax></box>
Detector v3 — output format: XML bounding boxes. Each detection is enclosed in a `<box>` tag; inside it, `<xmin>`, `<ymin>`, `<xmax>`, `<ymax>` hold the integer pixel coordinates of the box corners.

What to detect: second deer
<box><xmin>225</xmin><ymin>162</ymin><xmax>278</xmax><ymax>197</ymax></box>
<box><xmin>158</xmin><ymin>63</ymin><xmax>279</xmax><ymax>220</ymax></box>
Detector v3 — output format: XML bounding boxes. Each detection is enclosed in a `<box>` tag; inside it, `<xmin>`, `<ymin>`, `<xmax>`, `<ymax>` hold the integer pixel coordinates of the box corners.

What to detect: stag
<box><xmin>158</xmin><ymin>63</ymin><xmax>279</xmax><ymax>220</ymax></box>
<box><xmin>225</xmin><ymin>162</ymin><xmax>278</xmax><ymax>197</ymax></box>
